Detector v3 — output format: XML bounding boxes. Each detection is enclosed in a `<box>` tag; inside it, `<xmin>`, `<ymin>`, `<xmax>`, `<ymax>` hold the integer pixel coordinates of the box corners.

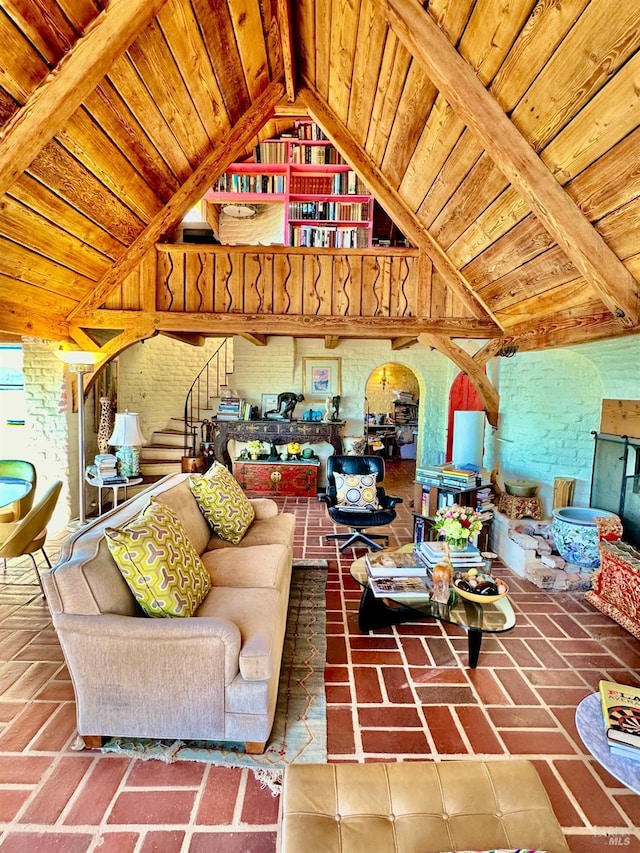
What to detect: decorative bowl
<box><xmin>504</xmin><ymin>479</ymin><xmax>538</xmax><ymax>497</ymax></box>
<box><xmin>453</xmin><ymin>578</ymin><xmax>509</xmax><ymax>604</ymax></box>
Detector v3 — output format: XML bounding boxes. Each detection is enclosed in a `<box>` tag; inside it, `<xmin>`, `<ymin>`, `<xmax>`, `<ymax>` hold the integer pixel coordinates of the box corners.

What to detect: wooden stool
<box><xmin>498</xmin><ymin>492</ymin><xmax>543</xmax><ymax>520</ymax></box>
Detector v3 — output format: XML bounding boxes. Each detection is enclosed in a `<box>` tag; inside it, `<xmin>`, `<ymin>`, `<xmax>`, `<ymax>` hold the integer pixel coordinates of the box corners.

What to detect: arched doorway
<box><xmin>364</xmin><ymin>362</ymin><xmax>419</xmax><ymax>470</ymax></box>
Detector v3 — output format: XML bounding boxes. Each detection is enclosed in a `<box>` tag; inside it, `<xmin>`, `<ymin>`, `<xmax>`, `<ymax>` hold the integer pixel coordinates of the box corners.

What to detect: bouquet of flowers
<box><xmin>246</xmin><ymin>440</ymin><xmax>263</xmax><ymax>457</ymax></box>
<box><xmin>433</xmin><ymin>504</ymin><xmax>482</xmax><ymax>549</ymax></box>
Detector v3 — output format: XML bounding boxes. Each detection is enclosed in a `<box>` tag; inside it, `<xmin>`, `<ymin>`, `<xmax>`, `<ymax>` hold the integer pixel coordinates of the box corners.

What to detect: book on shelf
<box><xmin>368</xmin><ymin>575</ymin><xmax>431</xmax><ymax>600</ymax></box>
<box><xmin>365</xmin><ymin>548</ymin><xmax>428</xmax><ymax>578</ymax></box>
<box><xmin>599</xmin><ymin>680</ymin><xmax>640</xmax><ymax>749</ymax></box>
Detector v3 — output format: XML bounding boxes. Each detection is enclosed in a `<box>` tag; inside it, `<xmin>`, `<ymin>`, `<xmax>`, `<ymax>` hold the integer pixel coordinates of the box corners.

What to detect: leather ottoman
<box><xmin>280</xmin><ymin>760</ymin><xmax>570</xmax><ymax>853</ymax></box>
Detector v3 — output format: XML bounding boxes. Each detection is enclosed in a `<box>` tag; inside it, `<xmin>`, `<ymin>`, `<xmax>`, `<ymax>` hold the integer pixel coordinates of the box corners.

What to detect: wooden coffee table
<box><xmin>350</xmin><ymin>549</ymin><xmax>516</xmax><ymax>668</ymax></box>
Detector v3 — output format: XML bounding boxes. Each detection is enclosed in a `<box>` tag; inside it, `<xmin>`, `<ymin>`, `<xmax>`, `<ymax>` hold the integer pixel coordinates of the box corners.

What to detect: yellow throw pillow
<box><xmin>334</xmin><ymin>472</ymin><xmax>381</xmax><ymax>509</ymax></box>
<box><xmin>105</xmin><ymin>497</ymin><xmax>211</xmax><ymax>618</ymax></box>
<box><xmin>190</xmin><ymin>461</ymin><xmax>255</xmax><ymax>544</ymax></box>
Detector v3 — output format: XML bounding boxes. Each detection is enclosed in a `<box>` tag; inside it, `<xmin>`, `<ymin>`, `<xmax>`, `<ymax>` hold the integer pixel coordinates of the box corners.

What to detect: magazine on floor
<box><xmin>368</xmin><ymin>575</ymin><xmax>431</xmax><ymax>600</ymax></box>
<box><xmin>365</xmin><ymin>548</ymin><xmax>429</xmax><ymax>577</ymax></box>
<box><xmin>599</xmin><ymin>679</ymin><xmax>640</xmax><ymax>750</ymax></box>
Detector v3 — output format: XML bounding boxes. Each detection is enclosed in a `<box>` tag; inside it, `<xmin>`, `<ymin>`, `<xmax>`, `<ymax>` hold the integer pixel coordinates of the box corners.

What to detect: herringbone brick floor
<box><xmin>1</xmin><ymin>460</ymin><xmax>639</xmax><ymax>851</ymax></box>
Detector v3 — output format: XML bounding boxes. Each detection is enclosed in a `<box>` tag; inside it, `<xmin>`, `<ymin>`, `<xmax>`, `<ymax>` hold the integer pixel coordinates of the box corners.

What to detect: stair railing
<box><xmin>183</xmin><ymin>339</ymin><xmax>232</xmax><ymax>455</ymax></box>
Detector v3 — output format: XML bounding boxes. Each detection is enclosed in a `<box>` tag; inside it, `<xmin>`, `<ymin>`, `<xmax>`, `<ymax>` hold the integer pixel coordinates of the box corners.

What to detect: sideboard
<box><xmin>209</xmin><ymin>420</ymin><xmax>345</xmax><ymax>468</ymax></box>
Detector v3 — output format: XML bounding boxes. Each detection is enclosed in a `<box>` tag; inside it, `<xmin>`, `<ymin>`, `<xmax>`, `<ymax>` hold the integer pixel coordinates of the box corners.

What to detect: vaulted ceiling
<box><xmin>0</xmin><ymin>0</ymin><xmax>639</xmax><ymax>360</ymax></box>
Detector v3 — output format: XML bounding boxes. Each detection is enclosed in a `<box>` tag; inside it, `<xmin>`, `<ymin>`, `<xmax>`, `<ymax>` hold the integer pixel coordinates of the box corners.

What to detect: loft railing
<box><xmin>183</xmin><ymin>338</ymin><xmax>232</xmax><ymax>455</ymax></box>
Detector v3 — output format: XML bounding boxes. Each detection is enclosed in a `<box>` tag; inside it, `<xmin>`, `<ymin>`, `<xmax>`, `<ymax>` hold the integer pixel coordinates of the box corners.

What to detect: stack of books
<box><xmin>365</xmin><ymin>548</ymin><xmax>428</xmax><ymax>578</ymax></box>
<box><xmin>599</xmin><ymin>679</ymin><xmax>640</xmax><ymax>761</ymax></box>
<box><xmin>440</xmin><ymin>465</ymin><xmax>479</xmax><ymax>489</ymax></box>
<box><xmin>417</xmin><ymin>540</ymin><xmax>484</xmax><ymax>570</ymax></box>
<box><xmin>368</xmin><ymin>575</ymin><xmax>431</xmax><ymax>600</ymax></box>
<box><xmin>216</xmin><ymin>397</ymin><xmax>243</xmax><ymax>421</ymax></box>
<box><xmin>94</xmin><ymin>454</ymin><xmax>126</xmax><ymax>484</ymax></box>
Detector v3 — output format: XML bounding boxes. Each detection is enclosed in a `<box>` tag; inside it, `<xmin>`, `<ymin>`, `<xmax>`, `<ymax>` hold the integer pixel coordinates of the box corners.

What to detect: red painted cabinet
<box><xmin>233</xmin><ymin>460</ymin><xmax>319</xmax><ymax>497</ymax></box>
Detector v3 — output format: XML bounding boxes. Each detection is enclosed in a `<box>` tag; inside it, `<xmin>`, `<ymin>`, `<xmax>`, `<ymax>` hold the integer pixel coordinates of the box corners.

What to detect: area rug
<box><xmin>101</xmin><ymin>566</ymin><xmax>327</xmax><ymax>794</ymax></box>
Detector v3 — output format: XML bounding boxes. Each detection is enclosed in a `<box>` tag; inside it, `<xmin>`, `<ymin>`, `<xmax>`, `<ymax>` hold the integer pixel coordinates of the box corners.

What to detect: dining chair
<box><xmin>0</xmin><ymin>481</ymin><xmax>62</xmax><ymax>595</ymax></box>
<box><xmin>0</xmin><ymin>460</ymin><xmax>37</xmax><ymax>523</ymax></box>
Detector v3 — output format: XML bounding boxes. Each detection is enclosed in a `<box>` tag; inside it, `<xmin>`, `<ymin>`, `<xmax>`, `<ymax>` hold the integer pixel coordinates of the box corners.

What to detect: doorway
<box><xmin>364</xmin><ymin>362</ymin><xmax>418</xmax><ymax>475</ymax></box>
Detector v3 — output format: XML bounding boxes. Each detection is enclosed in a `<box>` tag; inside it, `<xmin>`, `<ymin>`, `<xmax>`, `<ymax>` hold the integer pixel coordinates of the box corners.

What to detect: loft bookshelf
<box><xmin>203</xmin><ymin>121</ymin><xmax>374</xmax><ymax>248</ymax></box>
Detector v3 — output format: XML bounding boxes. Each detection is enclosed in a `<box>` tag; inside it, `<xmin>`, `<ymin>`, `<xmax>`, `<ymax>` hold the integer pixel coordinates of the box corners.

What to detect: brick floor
<box><xmin>1</xmin><ymin>460</ymin><xmax>639</xmax><ymax>851</ymax></box>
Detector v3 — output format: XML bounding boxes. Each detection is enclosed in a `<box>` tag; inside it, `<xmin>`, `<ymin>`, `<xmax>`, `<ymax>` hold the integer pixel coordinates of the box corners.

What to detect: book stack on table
<box><xmin>364</xmin><ymin>548</ymin><xmax>432</xmax><ymax>600</ymax></box>
<box><xmin>417</xmin><ymin>540</ymin><xmax>485</xmax><ymax>570</ymax></box>
<box><xmin>599</xmin><ymin>679</ymin><xmax>640</xmax><ymax>762</ymax></box>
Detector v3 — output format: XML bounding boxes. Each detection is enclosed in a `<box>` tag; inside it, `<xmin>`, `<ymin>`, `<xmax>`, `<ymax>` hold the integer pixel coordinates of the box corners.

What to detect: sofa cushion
<box><xmin>196</xmin><ymin>586</ymin><xmax>285</xmax><ymax>681</ymax></box>
<box><xmin>190</xmin><ymin>462</ymin><xmax>255</xmax><ymax>544</ymax></box>
<box><xmin>105</xmin><ymin>498</ymin><xmax>211</xmax><ymax>618</ymax></box>
<box><xmin>206</xmin><ymin>512</ymin><xmax>296</xmax><ymax>550</ymax></box>
<box><xmin>201</xmin><ymin>543</ymin><xmax>290</xmax><ymax>594</ymax></box>
<box><xmin>334</xmin><ymin>472</ymin><xmax>381</xmax><ymax>509</ymax></box>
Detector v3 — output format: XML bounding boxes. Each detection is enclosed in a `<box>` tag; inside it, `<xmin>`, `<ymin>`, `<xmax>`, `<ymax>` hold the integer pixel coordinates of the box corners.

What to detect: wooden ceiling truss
<box><xmin>0</xmin><ymin>0</ymin><xmax>639</xmax><ymax>409</ymax></box>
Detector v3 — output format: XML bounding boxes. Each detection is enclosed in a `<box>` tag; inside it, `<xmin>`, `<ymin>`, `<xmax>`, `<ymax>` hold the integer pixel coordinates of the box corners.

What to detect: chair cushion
<box><xmin>105</xmin><ymin>497</ymin><xmax>211</xmax><ymax>618</ymax></box>
<box><xmin>334</xmin><ymin>472</ymin><xmax>381</xmax><ymax>510</ymax></box>
<box><xmin>189</xmin><ymin>462</ymin><xmax>255</xmax><ymax>544</ymax></box>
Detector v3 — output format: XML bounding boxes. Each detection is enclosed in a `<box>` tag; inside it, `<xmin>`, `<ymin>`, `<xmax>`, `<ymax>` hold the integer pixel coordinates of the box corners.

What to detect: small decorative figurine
<box><xmin>324</xmin><ymin>394</ymin><xmax>340</xmax><ymax>422</ymax></box>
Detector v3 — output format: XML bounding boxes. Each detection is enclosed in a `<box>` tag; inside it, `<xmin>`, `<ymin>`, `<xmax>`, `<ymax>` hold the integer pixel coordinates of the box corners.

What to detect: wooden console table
<box><xmin>212</xmin><ymin>420</ymin><xmax>344</xmax><ymax>468</ymax></box>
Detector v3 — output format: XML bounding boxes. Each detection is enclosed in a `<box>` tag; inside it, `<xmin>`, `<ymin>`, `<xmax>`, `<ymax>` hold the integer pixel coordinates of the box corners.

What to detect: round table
<box><xmin>85</xmin><ymin>475</ymin><xmax>143</xmax><ymax>515</ymax></box>
<box><xmin>575</xmin><ymin>693</ymin><xmax>640</xmax><ymax>793</ymax></box>
<box><xmin>0</xmin><ymin>477</ymin><xmax>32</xmax><ymax>511</ymax></box>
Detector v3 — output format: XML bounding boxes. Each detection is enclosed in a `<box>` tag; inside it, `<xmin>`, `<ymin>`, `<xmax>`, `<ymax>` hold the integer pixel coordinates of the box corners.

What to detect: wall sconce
<box><xmin>56</xmin><ymin>349</ymin><xmax>103</xmax><ymax>526</ymax></box>
<box><xmin>379</xmin><ymin>367</ymin><xmax>388</xmax><ymax>390</ymax></box>
<box><xmin>108</xmin><ymin>411</ymin><xmax>146</xmax><ymax>477</ymax></box>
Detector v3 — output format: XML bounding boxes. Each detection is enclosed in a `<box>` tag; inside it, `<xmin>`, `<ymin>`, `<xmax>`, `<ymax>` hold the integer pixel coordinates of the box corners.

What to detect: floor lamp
<box><xmin>57</xmin><ymin>351</ymin><xmax>102</xmax><ymax>526</ymax></box>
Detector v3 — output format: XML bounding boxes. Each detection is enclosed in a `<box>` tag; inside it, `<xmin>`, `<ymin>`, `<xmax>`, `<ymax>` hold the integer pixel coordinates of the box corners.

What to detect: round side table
<box><xmin>575</xmin><ymin>693</ymin><xmax>640</xmax><ymax>794</ymax></box>
<box><xmin>85</xmin><ymin>475</ymin><xmax>143</xmax><ymax>516</ymax></box>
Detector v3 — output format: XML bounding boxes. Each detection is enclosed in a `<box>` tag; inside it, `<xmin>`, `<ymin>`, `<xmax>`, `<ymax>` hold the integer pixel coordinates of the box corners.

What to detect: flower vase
<box><xmin>447</xmin><ymin>539</ymin><xmax>468</xmax><ymax>551</ymax></box>
<box><xmin>250</xmin><ymin>453</ymin><xmax>259</xmax><ymax>460</ymax></box>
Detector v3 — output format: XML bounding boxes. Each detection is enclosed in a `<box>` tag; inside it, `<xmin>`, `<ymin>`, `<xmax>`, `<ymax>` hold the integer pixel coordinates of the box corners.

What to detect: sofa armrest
<box><xmin>53</xmin><ymin>612</ymin><xmax>241</xmax><ymax>687</ymax></box>
<box><xmin>249</xmin><ymin>498</ymin><xmax>279</xmax><ymax>519</ymax></box>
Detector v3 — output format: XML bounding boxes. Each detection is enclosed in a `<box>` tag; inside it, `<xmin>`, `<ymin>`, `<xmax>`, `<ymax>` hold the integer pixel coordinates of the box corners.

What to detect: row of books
<box><xmin>212</xmin><ymin>173</ymin><xmax>286</xmax><ymax>194</ymax></box>
<box><xmin>599</xmin><ymin>680</ymin><xmax>640</xmax><ymax>761</ymax></box>
<box><xmin>290</xmin><ymin>225</ymin><xmax>370</xmax><ymax>248</ymax></box>
<box><xmin>290</xmin><ymin>143</ymin><xmax>346</xmax><ymax>165</ymax></box>
<box><xmin>288</xmin><ymin>201</ymin><xmax>370</xmax><ymax>222</ymax></box>
<box><xmin>216</xmin><ymin>397</ymin><xmax>243</xmax><ymax>421</ymax></box>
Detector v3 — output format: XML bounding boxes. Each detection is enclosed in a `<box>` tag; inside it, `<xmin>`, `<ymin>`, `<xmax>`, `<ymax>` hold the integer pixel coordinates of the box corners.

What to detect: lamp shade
<box><xmin>108</xmin><ymin>412</ymin><xmax>145</xmax><ymax>447</ymax></box>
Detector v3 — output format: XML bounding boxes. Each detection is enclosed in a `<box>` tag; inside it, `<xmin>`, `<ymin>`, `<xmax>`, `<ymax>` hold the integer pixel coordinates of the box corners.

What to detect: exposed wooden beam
<box><xmin>69</xmin><ymin>326</ymin><xmax>102</xmax><ymax>352</ymax></box>
<box><xmin>273</xmin><ymin>97</ymin><xmax>309</xmax><ymax>118</ymax></box>
<box><xmin>0</xmin><ymin>300</ymin><xmax>69</xmax><ymax>340</ymax></box>
<box><xmin>277</xmin><ymin>0</ymin><xmax>296</xmax><ymax>102</ymax></box>
<box><xmin>0</xmin><ymin>0</ymin><xmax>169</xmax><ymax>198</ymax></box>
<box><xmin>69</xmin><ymin>80</ymin><xmax>286</xmax><ymax>321</ymax></box>
<box><xmin>324</xmin><ymin>336</ymin><xmax>339</xmax><ymax>349</ymax></box>
<box><xmin>418</xmin><ymin>333</ymin><xmax>499</xmax><ymax>427</ymax></box>
<box><xmin>378</xmin><ymin>0</ymin><xmax>639</xmax><ymax>326</ymax></box>
<box><xmin>160</xmin><ymin>332</ymin><xmax>206</xmax><ymax>346</ymax></box>
<box><xmin>391</xmin><ymin>337</ymin><xmax>417</xmax><ymax>350</ymax></box>
<box><xmin>300</xmin><ymin>84</ymin><xmax>502</xmax><ymax>330</ymax></box>
<box><xmin>240</xmin><ymin>333</ymin><xmax>268</xmax><ymax>346</ymax></box>
<box><xmin>473</xmin><ymin>339</ymin><xmax>504</xmax><ymax>367</ymax></box>
<box><xmin>74</xmin><ymin>309</ymin><xmax>500</xmax><ymax>339</ymax></box>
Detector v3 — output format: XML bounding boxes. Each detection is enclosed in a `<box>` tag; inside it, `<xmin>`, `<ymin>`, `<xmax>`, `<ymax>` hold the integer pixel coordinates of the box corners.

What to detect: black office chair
<box><xmin>319</xmin><ymin>455</ymin><xmax>403</xmax><ymax>551</ymax></box>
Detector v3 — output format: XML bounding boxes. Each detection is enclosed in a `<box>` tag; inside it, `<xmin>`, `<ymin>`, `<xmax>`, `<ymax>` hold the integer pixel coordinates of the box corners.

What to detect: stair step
<box><xmin>140</xmin><ymin>461</ymin><xmax>183</xmax><ymax>477</ymax></box>
<box><xmin>151</xmin><ymin>431</ymin><xmax>188</xmax><ymax>449</ymax></box>
<box><xmin>140</xmin><ymin>446</ymin><xmax>185</xmax><ymax>462</ymax></box>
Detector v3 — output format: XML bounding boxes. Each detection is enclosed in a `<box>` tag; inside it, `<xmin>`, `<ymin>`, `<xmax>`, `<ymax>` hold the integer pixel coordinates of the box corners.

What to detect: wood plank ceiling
<box><xmin>0</xmin><ymin>0</ymin><xmax>638</xmax><ymax>357</ymax></box>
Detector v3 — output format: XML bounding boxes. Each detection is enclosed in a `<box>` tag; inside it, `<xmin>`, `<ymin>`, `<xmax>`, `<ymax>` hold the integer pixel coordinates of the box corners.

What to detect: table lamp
<box><xmin>108</xmin><ymin>411</ymin><xmax>146</xmax><ymax>477</ymax></box>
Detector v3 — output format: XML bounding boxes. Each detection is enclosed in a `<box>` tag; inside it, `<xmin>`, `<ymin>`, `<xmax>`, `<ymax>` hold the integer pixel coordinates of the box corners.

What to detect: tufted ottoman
<box><xmin>279</xmin><ymin>760</ymin><xmax>570</xmax><ymax>853</ymax></box>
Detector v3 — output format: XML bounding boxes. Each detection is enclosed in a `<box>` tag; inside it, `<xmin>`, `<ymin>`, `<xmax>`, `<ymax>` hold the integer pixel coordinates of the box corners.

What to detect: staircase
<box><xmin>137</xmin><ymin>339</ymin><xmax>235</xmax><ymax>487</ymax></box>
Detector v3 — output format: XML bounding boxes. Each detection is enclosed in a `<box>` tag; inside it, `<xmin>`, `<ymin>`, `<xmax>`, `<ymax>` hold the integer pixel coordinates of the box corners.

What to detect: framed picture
<box><xmin>261</xmin><ymin>393</ymin><xmax>279</xmax><ymax>418</ymax></box>
<box><xmin>303</xmin><ymin>357</ymin><xmax>342</xmax><ymax>400</ymax></box>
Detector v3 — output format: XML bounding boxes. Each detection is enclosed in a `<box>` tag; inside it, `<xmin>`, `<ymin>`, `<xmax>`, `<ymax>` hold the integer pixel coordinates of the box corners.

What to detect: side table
<box><xmin>498</xmin><ymin>493</ymin><xmax>543</xmax><ymax>520</ymax></box>
<box><xmin>85</xmin><ymin>475</ymin><xmax>144</xmax><ymax>515</ymax></box>
<box><xmin>575</xmin><ymin>693</ymin><xmax>640</xmax><ymax>794</ymax></box>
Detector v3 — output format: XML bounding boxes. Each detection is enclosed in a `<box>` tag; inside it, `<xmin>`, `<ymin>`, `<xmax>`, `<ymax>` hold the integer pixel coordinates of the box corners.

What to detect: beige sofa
<box><xmin>280</xmin><ymin>760</ymin><xmax>571</xmax><ymax>853</ymax></box>
<box><xmin>43</xmin><ymin>472</ymin><xmax>296</xmax><ymax>753</ymax></box>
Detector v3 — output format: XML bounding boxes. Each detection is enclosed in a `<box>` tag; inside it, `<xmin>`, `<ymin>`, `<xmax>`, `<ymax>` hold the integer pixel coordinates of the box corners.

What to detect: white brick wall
<box><xmin>219</xmin><ymin>203</ymin><xmax>285</xmax><ymax>246</ymax></box>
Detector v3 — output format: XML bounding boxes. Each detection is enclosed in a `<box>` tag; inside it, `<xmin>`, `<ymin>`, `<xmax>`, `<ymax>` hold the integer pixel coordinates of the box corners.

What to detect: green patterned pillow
<box><xmin>105</xmin><ymin>497</ymin><xmax>211</xmax><ymax>618</ymax></box>
<box><xmin>189</xmin><ymin>462</ymin><xmax>255</xmax><ymax>544</ymax></box>
<box><xmin>334</xmin><ymin>472</ymin><xmax>381</xmax><ymax>509</ymax></box>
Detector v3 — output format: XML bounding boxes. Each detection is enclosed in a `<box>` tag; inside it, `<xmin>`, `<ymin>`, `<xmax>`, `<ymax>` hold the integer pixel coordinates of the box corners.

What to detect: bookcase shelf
<box><xmin>203</xmin><ymin>121</ymin><xmax>374</xmax><ymax>248</ymax></box>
